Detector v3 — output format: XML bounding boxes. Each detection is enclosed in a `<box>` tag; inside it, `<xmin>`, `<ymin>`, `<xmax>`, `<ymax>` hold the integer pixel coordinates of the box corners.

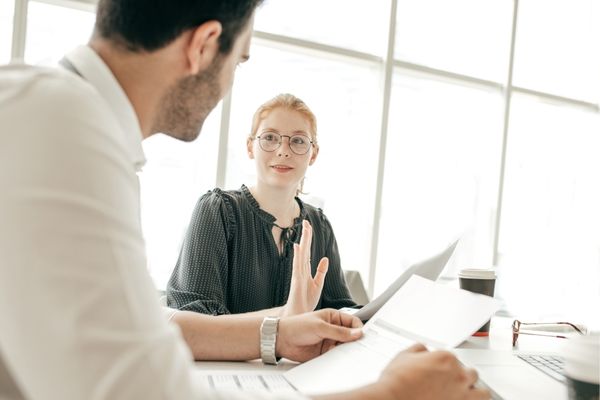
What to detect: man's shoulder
<box><xmin>0</xmin><ymin>64</ymin><xmax>122</xmax><ymax>141</ymax></box>
<box><xmin>0</xmin><ymin>64</ymin><xmax>107</xmax><ymax>116</ymax></box>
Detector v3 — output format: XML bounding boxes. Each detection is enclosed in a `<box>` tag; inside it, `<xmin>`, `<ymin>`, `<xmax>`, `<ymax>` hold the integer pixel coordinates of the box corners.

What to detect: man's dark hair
<box><xmin>94</xmin><ymin>0</ymin><xmax>263</xmax><ymax>54</ymax></box>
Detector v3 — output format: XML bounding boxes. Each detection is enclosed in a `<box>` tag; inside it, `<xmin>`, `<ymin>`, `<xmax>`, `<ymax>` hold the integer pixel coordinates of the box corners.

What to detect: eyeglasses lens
<box><xmin>259</xmin><ymin>133</ymin><xmax>311</xmax><ymax>155</ymax></box>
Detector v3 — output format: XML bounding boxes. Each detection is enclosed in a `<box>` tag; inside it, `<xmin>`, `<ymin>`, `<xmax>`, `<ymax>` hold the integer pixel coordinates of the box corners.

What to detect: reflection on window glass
<box><xmin>0</xmin><ymin>0</ymin><xmax>14</xmax><ymax>64</ymax></box>
<box><xmin>140</xmin><ymin>106</ymin><xmax>222</xmax><ymax>290</ymax></box>
<box><xmin>255</xmin><ymin>0</ymin><xmax>390</xmax><ymax>57</ymax></box>
<box><xmin>499</xmin><ymin>94</ymin><xmax>600</xmax><ymax>320</ymax></box>
<box><xmin>25</xmin><ymin>1</ymin><xmax>95</xmax><ymax>66</ymax></box>
<box><xmin>395</xmin><ymin>0</ymin><xmax>513</xmax><ymax>82</ymax></box>
<box><xmin>227</xmin><ymin>42</ymin><xmax>382</xmax><ymax>281</ymax></box>
<box><xmin>513</xmin><ymin>0</ymin><xmax>600</xmax><ymax>102</ymax></box>
<box><xmin>376</xmin><ymin>71</ymin><xmax>504</xmax><ymax>296</ymax></box>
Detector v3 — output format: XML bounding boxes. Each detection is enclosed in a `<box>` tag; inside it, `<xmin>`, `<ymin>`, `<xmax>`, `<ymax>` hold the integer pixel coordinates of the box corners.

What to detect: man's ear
<box><xmin>308</xmin><ymin>144</ymin><xmax>319</xmax><ymax>165</ymax></box>
<box><xmin>186</xmin><ymin>21</ymin><xmax>222</xmax><ymax>75</ymax></box>
<box><xmin>247</xmin><ymin>137</ymin><xmax>255</xmax><ymax>159</ymax></box>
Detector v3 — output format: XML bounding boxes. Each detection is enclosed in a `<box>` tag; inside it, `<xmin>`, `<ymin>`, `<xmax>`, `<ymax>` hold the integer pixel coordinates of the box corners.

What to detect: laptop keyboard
<box><xmin>198</xmin><ymin>374</ymin><xmax>297</xmax><ymax>393</ymax></box>
<box><xmin>518</xmin><ymin>354</ymin><xmax>566</xmax><ymax>383</ymax></box>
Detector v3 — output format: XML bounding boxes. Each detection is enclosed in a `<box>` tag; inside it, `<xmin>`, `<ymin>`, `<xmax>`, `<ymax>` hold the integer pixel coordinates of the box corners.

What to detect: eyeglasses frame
<box><xmin>255</xmin><ymin>132</ymin><xmax>315</xmax><ymax>155</ymax></box>
<box><xmin>512</xmin><ymin>319</ymin><xmax>585</xmax><ymax>347</ymax></box>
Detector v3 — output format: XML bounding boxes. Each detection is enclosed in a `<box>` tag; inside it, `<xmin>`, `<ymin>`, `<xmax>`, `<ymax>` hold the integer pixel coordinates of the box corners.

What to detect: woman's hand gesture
<box><xmin>283</xmin><ymin>220</ymin><xmax>329</xmax><ymax>316</ymax></box>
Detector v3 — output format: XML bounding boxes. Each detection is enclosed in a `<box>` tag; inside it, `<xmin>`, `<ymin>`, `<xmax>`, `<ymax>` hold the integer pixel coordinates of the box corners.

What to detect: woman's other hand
<box><xmin>283</xmin><ymin>220</ymin><xmax>329</xmax><ymax>316</ymax></box>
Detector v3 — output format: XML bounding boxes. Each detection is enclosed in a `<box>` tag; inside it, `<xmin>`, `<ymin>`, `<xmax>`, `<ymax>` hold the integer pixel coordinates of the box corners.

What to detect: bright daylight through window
<box><xmin>0</xmin><ymin>0</ymin><xmax>14</xmax><ymax>64</ymax></box>
<box><xmin>3</xmin><ymin>0</ymin><xmax>599</xmax><ymax>323</ymax></box>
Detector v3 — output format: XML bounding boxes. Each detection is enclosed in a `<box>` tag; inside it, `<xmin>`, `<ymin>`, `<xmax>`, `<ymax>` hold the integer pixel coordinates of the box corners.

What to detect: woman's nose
<box><xmin>277</xmin><ymin>138</ymin><xmax>291</xmax><ymax>157</ymax></box>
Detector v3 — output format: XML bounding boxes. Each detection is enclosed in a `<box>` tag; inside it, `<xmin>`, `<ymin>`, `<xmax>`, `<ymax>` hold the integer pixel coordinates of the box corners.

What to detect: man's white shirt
<box><xmin>0</xmin><ymin>46</ymin><xmax>305</xmax><ymax>400</ymax></box>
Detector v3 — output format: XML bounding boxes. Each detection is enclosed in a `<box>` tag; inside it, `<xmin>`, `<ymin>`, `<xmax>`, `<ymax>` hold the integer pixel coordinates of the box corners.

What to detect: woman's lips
<box><xmin>271</xmin><ymin>165</ymin><xmax>293</xmax><ymax>172</ymax></box>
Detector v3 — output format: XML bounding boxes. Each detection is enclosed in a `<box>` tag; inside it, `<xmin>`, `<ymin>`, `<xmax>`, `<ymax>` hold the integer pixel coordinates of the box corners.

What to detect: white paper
<box><xmin>353</xmin><ymin>240</ymin><xmax>458</xmax><ymax>321</ymax></box>
<box><xmin>285</xmin><ymin>275</ymin><xmax>501</xmax><ymax>395</ymax></box>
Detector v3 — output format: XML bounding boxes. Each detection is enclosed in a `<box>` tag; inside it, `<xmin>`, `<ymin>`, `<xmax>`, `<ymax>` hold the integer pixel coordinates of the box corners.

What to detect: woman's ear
<box><xmin>308</xmin><ymin>144</ymin><xmax>319</xmax><ymax>165</ymax></box>
<box><xmin>186</xmin><ymin>20</ymin><xmax>222</xmax><ymax>75</ymax></box>
<box><xmin>247</xmin><ymin>137</ymin><xmax>255</xmax><ymax>159</ymax></box>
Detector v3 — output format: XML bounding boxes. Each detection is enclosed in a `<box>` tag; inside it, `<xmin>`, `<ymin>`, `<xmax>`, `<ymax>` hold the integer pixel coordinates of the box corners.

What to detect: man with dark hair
<box><xmin>0</xmin><ymin>1</ymin><xmax>488</xmax><ymax>399</ymax></box>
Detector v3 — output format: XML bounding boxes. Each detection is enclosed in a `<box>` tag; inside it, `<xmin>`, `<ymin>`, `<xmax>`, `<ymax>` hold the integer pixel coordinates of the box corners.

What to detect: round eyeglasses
<box><xmin>255</xmin><ymin>132</ymin><xmax>314</xmax><ymax>155</ymax></box>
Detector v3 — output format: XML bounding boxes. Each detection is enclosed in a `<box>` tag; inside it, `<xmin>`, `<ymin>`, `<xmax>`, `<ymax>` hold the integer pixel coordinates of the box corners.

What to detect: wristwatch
<box><xmin>260</xmin><ymin>316</ymin><xmax>281</xmax><ymax>365</ymax></box>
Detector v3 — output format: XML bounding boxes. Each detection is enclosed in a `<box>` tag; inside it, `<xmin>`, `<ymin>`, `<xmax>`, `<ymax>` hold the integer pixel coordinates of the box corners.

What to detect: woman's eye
<box><xmin>292</xmin><ymin>136</ymin><xmax>306</xmax><ymax>145</ymax></box>
<box><xmin>264</xmin><ymin>134</ymin><xmax>277</xmax><ymax>141</ymax></box>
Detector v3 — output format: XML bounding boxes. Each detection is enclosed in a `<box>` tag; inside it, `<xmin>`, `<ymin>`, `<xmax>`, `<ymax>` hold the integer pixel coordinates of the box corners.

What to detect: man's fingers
<box><xmin>403</xmin><ymin>343</ymin><xmax>428</xmax><ymax>353</ymax></box>
<box><xmin>338</xmin><ymin>310</ymin><xmax>363</xmax><ymax>329</ymax></box>
<box><xmin>468</xmin><ymin>388</ymin><xmax>491</xmax><ymax>400</ymax></box>
<box><xmin>321</xmin><ymin>338</ymin><xmax>337</xmax><ymax>354</ymax></box>
<box><xmin>313</xmin><ymin>257</ymin><xmax>329</xmax><ymax>287</ymax></box>
<box><xmin>318</xmin><ymin>320</ymin><xmax>363</xmax><ymax>343</ymax></box>
<box><xmin>464</xmin><ymin>367</ymin><xmax>479</xmax><ymax>387</ymax></box>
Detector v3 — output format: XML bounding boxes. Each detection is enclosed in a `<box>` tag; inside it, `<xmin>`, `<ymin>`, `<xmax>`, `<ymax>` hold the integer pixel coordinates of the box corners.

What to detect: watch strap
<box><xmin>260</xmin><ymin>316</ymin><xmax>280</xmax><ymax>365</ymax></box>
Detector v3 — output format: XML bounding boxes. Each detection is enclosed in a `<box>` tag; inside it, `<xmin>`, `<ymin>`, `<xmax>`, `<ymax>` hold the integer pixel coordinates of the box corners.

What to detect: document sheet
<box><xmin>353</xmin><ymin>240</ymin><xmax>458</xmax><ymax>321</ymax></box>
<box><xmin>285</xmin><ymin>275</ymin><xmax>501</xmax><ymax>395</ymax></box>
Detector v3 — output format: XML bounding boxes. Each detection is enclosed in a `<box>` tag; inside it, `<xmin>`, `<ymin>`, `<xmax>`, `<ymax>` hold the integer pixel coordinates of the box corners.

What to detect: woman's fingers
<box><xmin>313</xmin><ymin>257</ymin><xmax>329</xmax><ymax>289</ymax></box>
<box><xmin>292</xmin><ymin>243</ymin><xmax>302</xmax><ymax>275</ymax></box>
<box><xmin>301</xmin><ymin>220</ymin><xmax>313</xmax><ymax>273</ymax></box>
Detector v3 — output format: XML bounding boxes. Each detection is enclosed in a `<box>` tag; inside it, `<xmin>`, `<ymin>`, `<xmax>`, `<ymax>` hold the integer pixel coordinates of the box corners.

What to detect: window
<box><xmin>395</xmin><ymin>0</ymin><xmax>513</xmax><ymax>82</ymax></box>
<box><xmin>25</xmin><ymin>1</ymin><xmax>95</xmax><ymax>65</ymax></box>
<box><xmin>10</xmin><ymin>0</ymin><xmax>600</xmax><ymax>318</ymax></box>
<box><xmin>375</xmin><ymin>72</ymin><xmax>504</xmax><ymax>294</ymax></box>
<box><xmin>140</xmin><ymin>107</ymin><xmax>222</xmax><ymax>289</ymax></box>
<box><xmin>513</xmin><ymin>0</ymin><xmax>600</xmax><ymax>102</ymax></box>
<box><xmin>0</xmin><ymin>0</ymin><xmax>14</xmax><ymax>64</ymax></box>
<box><xmin>255</xmin><ymin>0</ymin><xmax>390</xmax><ymax>57</ymax></box>
<box><xmin>498</xmin><ymin>93</ymin><xmax>600</xmax><ymax>318</ymax></box>
<box><xmin>226</xmin><ymin>42</ymin><xmax>383</xmax><ymax>280</ymax></box>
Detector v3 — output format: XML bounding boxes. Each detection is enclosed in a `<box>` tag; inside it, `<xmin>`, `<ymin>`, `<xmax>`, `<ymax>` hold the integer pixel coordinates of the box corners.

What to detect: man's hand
<box><xmin>283</xmin><ymin>220</ymin><xmax>329</xmax><ymax>316</ymax></box>
<box><xmin>277</xmin><ymin>309</ymin><xmax>362</xmax><ymax>362</ymax></box>
<box><xmin>374</xmin><ymin>344</ymin><xmax>489</xmax><ymax>400</ymax></box>
<box><xmin>314</xmin><ymin>344</ymin><xmax>490</xmax><ymax>400</ymax></box>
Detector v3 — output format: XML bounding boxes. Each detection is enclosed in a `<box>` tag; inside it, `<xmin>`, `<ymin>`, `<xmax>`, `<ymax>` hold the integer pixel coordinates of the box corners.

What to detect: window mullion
<box><xmin>492</xmin><ymin>0</ymin><xmax>520</xmax><ymax>266</ymax></box>
<box><xmin>11</xmin><ymin>0</ymin><xmax>28</xmax><ymax>61</ymax></box>
<box><xmin>367</xmin><ymin>0</ymin><xmax>397</xmax><ymax>298</ymax></box>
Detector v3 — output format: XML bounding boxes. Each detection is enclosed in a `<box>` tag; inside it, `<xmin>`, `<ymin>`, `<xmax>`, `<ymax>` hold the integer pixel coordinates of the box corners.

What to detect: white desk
<box><xmin>194</xmin><ymin>315</ymin><xmax>564</xmax><ymax>372</ymax></box>
<box><xmin>461</xmin><ymin>315</ymin><xmax>564</xmax><ymax>351</ymax></box>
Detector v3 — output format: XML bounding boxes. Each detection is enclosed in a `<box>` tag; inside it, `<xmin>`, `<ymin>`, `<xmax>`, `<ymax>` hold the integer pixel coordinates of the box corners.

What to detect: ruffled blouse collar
<box><xmin>240</xmin><ymin>184</ymin><xmax>307</xmax><ymax>229</ymax></box>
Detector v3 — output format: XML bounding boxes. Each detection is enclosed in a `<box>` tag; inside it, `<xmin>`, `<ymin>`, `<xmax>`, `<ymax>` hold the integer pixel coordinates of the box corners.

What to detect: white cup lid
<box><xmin>458</xmin><ymin>268</ymin><xmax>496</xmax><ymax>280</ymax></box>
<box><xmin>562</xmin><ymin>333</ymin><xmax>600</xmax><ymax>384</ymax></box>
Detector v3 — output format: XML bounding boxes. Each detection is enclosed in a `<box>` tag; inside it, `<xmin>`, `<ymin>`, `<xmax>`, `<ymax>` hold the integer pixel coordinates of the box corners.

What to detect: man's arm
<box><xmin>172</xmin><ymin>307</ymin><xmax>489</xmax><ymax>400</ymax></box>
<box><xmin>171</xmin><ymin>308</ymin><xmax>363</xmax><ymax>361</ymax></box>
<box><xmin>0</xmin><ymin>74</ymin><xmax>206</xmax><ymax>399</ymax></box>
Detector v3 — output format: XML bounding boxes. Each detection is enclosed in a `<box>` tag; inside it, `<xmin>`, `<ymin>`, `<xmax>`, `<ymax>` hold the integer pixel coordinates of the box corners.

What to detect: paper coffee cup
<box><xmin>458</xmin><ymin>269</ymin><xmax>496</xmax><ymax>336</ymax></box>
<box><xmin>563</xmin><ymin>333</ymin><xmax>600</xmax><ymax>400</ymax></box>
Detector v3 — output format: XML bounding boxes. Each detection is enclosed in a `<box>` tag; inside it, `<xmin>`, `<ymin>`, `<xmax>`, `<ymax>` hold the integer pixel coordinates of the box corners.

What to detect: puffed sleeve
<box><xmin>166</xmin><ymin>189</ymin><xmax>234</xmax><ymax>315</ymax></box>
<box><xmin>313</xmin><ymin>210</ymin><xmax>357</xmax><ymax>309</ymax></box>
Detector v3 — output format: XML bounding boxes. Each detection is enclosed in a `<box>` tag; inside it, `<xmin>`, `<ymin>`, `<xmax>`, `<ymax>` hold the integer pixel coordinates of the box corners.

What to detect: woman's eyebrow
<box><xmin>259</xmin><ymin>128</ymin><xmax>309</xmax><ymax>135</ymax></box>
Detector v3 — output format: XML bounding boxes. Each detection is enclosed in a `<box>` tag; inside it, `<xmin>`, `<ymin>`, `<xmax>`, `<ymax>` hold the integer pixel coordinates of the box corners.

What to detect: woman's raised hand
<box><xmin>283</xmin><ymin>220</ymin><xmax>329</xmax><ymax>316</ymax></box>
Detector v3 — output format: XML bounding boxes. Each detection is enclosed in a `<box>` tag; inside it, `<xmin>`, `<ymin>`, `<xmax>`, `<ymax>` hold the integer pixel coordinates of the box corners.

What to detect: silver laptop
<box><xmin>456</xmin><ymin>349</ymin><xmax>568</xmax><ymax>400</ymax></box>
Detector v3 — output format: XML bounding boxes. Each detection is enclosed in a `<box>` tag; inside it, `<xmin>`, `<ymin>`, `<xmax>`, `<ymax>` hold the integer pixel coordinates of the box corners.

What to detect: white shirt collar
<box><xmin>65</xmin><ymin>45</ymin><xmax>146</xmax><ymax>171</ymax></box>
